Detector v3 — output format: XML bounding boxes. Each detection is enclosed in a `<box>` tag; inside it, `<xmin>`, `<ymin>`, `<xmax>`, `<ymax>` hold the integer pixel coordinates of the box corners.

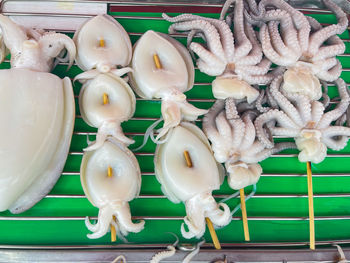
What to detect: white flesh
<box><xmin>79</xmin><ymin>73</ymin><xmax>136</xmax><ymax>128</ymax></box>
<box><xmin>0</xmin><ymin>69</ymin><xmax>74</xmax><ymax>213</ymax></box>
<box><xmin>154</xmin><ymin>123</ymin><xmax>222</xmax><ymax>203</ymax></box>
<box><xmin>80</xmin><ymin>138</ymin><xmax>141</xmax><ymax>207</ymax></box>
<box><xmin>130</xmin><ymin>30</ymin><xmax>190</xmax><ymax>99</ymax></box>
<box><xmin>74</xmin><ymin>14</ymin><xmax>132</xmax><ymax>71</ymax></box>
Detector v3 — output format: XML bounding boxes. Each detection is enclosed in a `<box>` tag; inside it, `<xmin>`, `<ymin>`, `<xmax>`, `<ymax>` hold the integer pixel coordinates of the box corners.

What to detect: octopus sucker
<box><xmin>154</xmin><ymin>122</ymin><xmax>230</xmax><ymax>239</ymax></box>
<box><xmin>0</xmin><ymin>15</ymin><xmax>76</xmax><ymax>213</ymax></box>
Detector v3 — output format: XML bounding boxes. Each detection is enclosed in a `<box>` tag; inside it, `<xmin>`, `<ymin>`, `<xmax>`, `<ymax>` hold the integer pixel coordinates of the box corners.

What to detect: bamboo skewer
<box><xmin>103</xmin><ymin>93</ymin><xmax>109</xmax><ymax>105</ymax></box>
<box><xmin>239</xmin><ymin>188</ymin><xmax>250</xmax><ymax>241</ymax></box>
<box><xmin>307</xmin><ymin>161</ymin><xmax>315</xmax><ymax>250</ymax></box>
<box><xmin>183</xmin><ymin>150</ymin><xmax>221</xmax><ymax>250</ymax></box>
<box><xmin>107</xmin><ymin>166</ymin><xmax>117</xmax><ymax>242</ymax></box>
<box><xmin>99</xmin><ymin>38</ymin><xmax>105</xmax><ymax>47</ymax></box>
<box><xmin>153</xmin><ymin>53</ymin><xmax>162</xmax><ymax>69</ymax></box>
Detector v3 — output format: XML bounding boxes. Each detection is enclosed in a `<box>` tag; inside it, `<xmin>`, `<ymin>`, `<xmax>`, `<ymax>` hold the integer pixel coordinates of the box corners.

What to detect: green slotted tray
<box><xmin>0</xmin><ymin>0</ymin><xmax>350</xmax><ymax>249</ymax></box>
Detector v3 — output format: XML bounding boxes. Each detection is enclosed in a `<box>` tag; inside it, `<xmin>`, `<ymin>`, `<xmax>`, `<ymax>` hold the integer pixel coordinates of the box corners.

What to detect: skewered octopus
<box><xmin>203</xmin><ymin>98</ymin><xmax>295</xmax><ymax>189</ymax></box>
<box><xmin>255</xmin><ymin>75</ymin><xmax>350</xmax><ymax>164</ymax></box>
<box><xmin>162</xmin><ymin>0</ymin><xmax>272</xmax><ymax>102</ymax></box>
<box><xmin>246</xmin><ymin>0</ymin><xmax>348</xmax><ymax>100</ymax></box>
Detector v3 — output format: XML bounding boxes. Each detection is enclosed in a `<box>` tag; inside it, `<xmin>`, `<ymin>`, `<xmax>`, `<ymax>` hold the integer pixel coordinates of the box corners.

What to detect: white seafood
<box><xmin>0</xmin><ymin>15</ymin><xmax>76</xmax><ymax>213</ymax></box>
<box><xmin>130</xmin><ymin>30</ymin><xmax>208</xmax><ymax>139</ymax></box>
<box><xmin>74</xmin><ymin>14</ymin><xmax>135</xmax><ymax>150</ymax></box>
<box><xmin>74</xmin><ymin>14</ymin><xmax>132</xmax><ymax>72</ymax></box>
<box><xmin>81</xmin><ymin>138</ymin><xmax>144</xmax><ymax>239</ymax></box>
<box><xmin>79</xmin><ymin>73</ymin><xmax>136</xmax><ymax>150</ymax></box>
<box><xmin>154</xmin><ymin>122</ymin><xmax>231</xmax><ymax>239</ymax></box>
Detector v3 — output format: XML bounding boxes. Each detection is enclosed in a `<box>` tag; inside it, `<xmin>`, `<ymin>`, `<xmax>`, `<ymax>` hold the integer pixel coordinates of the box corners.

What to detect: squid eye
<box><xmin>49</xmin><ymin>44</ymin><xmax>52</xmax><ymax>48</ymax></box>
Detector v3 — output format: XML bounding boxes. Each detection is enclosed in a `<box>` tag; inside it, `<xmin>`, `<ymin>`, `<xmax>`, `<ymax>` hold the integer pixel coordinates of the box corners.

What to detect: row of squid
<box><xmin>0</xmin><ymin>0</ymin><xmax>348</xmax><ymax>245</ymax></box>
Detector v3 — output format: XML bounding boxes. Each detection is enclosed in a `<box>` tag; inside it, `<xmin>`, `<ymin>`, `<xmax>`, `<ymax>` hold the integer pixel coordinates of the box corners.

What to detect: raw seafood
<box><xmin>154</xmin><ymin>122</ymin><xmax>231</xmax><ymax>239</ymax></box>
<box><xmin>0</xmin><ymin>15</ymin><xmax>76</xmax><ymax>213</ymax></box>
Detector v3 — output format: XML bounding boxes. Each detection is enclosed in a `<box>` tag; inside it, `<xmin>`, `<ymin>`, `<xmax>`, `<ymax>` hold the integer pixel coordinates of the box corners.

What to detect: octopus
<box><xmin>0</xmin><ymin>15</ymin><xmax>76</xmax><ymax>213</ymax></box>
<box><xmin>254</xmin><ymin>75</ymin><xmax>350</xmax><ymax>164</ymax></box>
<box><xmin>246</xmin><ymin>0</ymin><xmax>348</xmax><ymax>100</ymax></box>
<box><xmin>203</xmin><ymin>98</ymin><xmax>295</xmax><ymax>190</ymax></box>
<box><xmin>129</xmin><ymin>30</ymin><xmax>207</xmax><ymax>140</ymax></box>
<box><xmin>162</xmin><ymin>0</ymin><xmax>273</xmax><ymax>103</ymax></box>
<box><xmin>154</xmin><ymin>122</ymin><xmax>231</xmax><ymax>239</ymax></box>
<box><xmin>74</xmin><ymin>15</ymin><xmax>135</xmax><ymax>150</ymax></box>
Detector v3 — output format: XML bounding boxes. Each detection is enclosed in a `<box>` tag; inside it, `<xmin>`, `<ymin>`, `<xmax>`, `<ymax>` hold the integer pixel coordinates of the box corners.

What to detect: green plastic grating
<box><xmin>0</xmin><ymin>0</ymin><xmax>349</xmax><ymax>249</ymax></box>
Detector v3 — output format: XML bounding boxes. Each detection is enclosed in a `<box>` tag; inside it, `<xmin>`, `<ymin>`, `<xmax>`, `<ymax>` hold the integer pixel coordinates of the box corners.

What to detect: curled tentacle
<box><xmin>84</xmin><ymin>121</ymin><xmax>134</xmax><ymax>151</ymax></box>
<box><xmin>182</xmin><ymin>239</ymin><xmax>205</xmax><ymax>263</ymax></box>
<box><xmin>254</xmin><ymin>109</ymin><xmax>298</xmax><ymax>148</ymax></box>
<box><xmin>86</xmin><ymin>206</ymin><xmax>113</xmax><ymax>239</ymax></box>
<box><xmin>150</xmin><ymin>246</ymin><xmax>176</xmax><ymax>263</ymax></box>
<box><xmin>317</xmin><ymin>78</ymin><xmax>350</xmax><ymax>129</ymax></box>
<box><xmin>115</xmin><ymin>202</ymin><xmax>145</xmax><ymax>235</ymax></box>
<box><xmin>322</xmin><ymin>126</ymin><xmax>350</xmax><ymax>151</ymax></box>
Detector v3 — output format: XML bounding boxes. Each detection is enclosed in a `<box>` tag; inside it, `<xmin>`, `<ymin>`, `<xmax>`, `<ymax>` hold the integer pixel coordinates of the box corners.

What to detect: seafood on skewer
<box><xmin>203</xmin><ymin>98</ymin><xmax>295</xmax><ymax>190</ymax></box>
<box><xmin>81</xmin><ymin>138</ymin><xmax>144</xmax><ymax>239</ymax></box>
<box><xmin>74</xmin><ymin>15</ymin><xmax>135</xmax><ymax>150</ymax></box>
<box><xmin>129</xmin><ymin>30</ymin><xmax>207</xmax><ymax>140</ymax></box>
<box><xmin>162</xmin><ymin>0</ymin><xmax>274</xmax><ymax>103</ymax></box>
<box><xmin>246</xmin><ymin>0</ymin><xmax>348</xmax><ymax>99</ymax></box>
<box><xmin>154</xmin><ymin>122</ymin><xmax>231</xmax><ymax>239</ymax></box>
<box><xmin>0</xmin><ymin>15</ymin><xmax>76</xmax><ymax>213</ymax></box>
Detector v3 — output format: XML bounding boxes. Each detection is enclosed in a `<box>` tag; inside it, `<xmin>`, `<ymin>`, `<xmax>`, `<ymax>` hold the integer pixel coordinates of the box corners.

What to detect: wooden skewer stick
<box><xmin>307</xmin><ymin>161</ymin><xmax>315</xmax><ymax>250</ymax></box>
<box><xmin>99</xmin><ymin>38</ymin><xmax>105</xmax><ymax>47</ymax></box>
<box><xmin>153</xmin><ymin>54</ymin><xmax>162</xmax><ymax>69</ymax></box>
<box><xmin>205</xmin><ymin>217</ymin><xmax>221</xmax><ymax>250</ymax></box>
<box><xmin>103</xmin><ymin>93</ymin><xmax>109</xmax><ymax>105</ymax></box>
<box><xmin>239</xmin><ymin>188</ymin><xmax>250</xmax><ymax>241</ymax></box>
<box><xmin>107</xmin><ymin>166</ymin><xmax>117</xmax><ymax>242</ymax></box>
<box><xmin>183</xmin><ymin>150</ymin><xmax>221</xmax><ymax>250</ymax></box>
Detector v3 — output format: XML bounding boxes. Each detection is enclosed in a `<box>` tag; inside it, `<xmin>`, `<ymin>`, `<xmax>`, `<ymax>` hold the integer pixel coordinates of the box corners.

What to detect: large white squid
<box><xmin>0</xmin><ymin>15</ymin><xmax>76</xmax><ymax>213</ymax></box>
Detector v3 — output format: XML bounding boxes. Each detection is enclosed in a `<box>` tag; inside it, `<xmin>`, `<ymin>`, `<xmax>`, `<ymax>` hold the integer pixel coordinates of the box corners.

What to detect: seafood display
<box><xmin>75</xmin><ymin>14</ymin><xmax>144</xmax><ymax>239</ymax></box>
<box><xmin>81</xmin><ymin>138</ymin><xmax>144</xmax><ymax>238</ymax></box>
<box><xmin>0</xmin><ymin>15</ymin><xmax>76</xmax><ymax>213</ymax></box>
<box><xmin>129</xmin><ymin>30</ymin><xmax>207</xmax><ymax>139</ymax></box>
<box><xmin>247</xmin><ymin>0</ymin><xmax>347</xmax><ymax>98</ymax></box>
<box><xmin>74</xmin><ymin>15</ymin><xmax>135</xmax><ymax>150</ymax></box>
<box><xmin>203</xmin><ymin>98</ymin><xmax>295</xmax><ymax>190</ymax></box>
<box><xmin>162</xmin><ymin>0</ymin><xmax>271</xmax><ymax>102</ymax></box>
<box><xmin>154</xmin><ymin>122</ymin><xmax>231</xmax><ymax>239</ymax></box>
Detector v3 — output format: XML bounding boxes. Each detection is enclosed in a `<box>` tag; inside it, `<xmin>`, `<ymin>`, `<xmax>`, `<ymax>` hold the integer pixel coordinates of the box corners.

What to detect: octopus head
<box><xmin>212</xmin><ymin>76</ymin><xmax>259</xmax><ymax>103</ymax></box>
<box><xmin>296</xmin><ymin>129</ymin><xmax>327</xmax><ymax>164</ymax></box>
<box><xmin>225</xmin><ymin>161</ymin><xmax>262</xmax><ymax>190</ymax></box>
<box><xmin>283</xmin><ymin>63</ymin><xmax>322</xmax><ymax>101</ymax></box>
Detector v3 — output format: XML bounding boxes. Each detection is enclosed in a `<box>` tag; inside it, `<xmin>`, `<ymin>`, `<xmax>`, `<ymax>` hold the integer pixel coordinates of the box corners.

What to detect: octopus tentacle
<box><xmin>322</xmin><ymin>126</ymin><xmax>350</xmax><ymax>151</ymax></box>
<box><xmin>220</xmin><ymin>0</ymin><xmax>235</xmax><ymax>21</ymax></box>
<box><xmin>317</xmin><ymin>78</ymin><xmax>350</xmax><ymax>129</ymax></box>
<box><xmin>282</xmin><ymin>91</ymin><xmax>312</xmax><ymax>124</ymax></box>
<box><xmin>236</xmin><ymin>21</ymin><xmax>263</xmax><ymax>66</ymax></box>
<box><xmin>258</xmin><ymin>0</ymin><xmax>310</xmax><ymax>52</ymax></box>
<box><xmin>311</xmin><ymin>101</ymin><xmax>326</xmax><ymax>125</ymax></box>
<box><xmin>270</xmin><ymin>127</ymin><xmax>300</xmax><ymax>137</ymax></box>
<box><xmin>236</xmin><ymin>58</ymin><xmax>271</xmax><ymax>75</ymax></box>
<box><xmin>255</xmin><ymin>109</ymin><xmax>298</xmax><ymax>148</ymax></box>
<box><xmin>255</xmin><ymin>90</ymin><xmax>270</xmax><ymax>113</ymax></box>
<box><xmin>247</xmin><ymin>142</ymin><xmax>296</xmax><ymax>162</ymax></box>
<box><xmin>190</xmin><ymin>42</ymin><xmax>226</xmax><ymax>76</ymax></box>
<box><xmin>229</xmin><ymin>118</ymin><xmax>246</xmax><ymax>151</ymax></box>
<box><xmin>269</xmin><ymin>75</ymin><xmax>304</xmax><ymax>126</ymax></box>
<box><xmin>163</xmin><ymin>13</ymin><xmax>233</xmax><ymax>62</ymax></box>
<box><xmin>238</xmin><ymin>71</ymin><xmax>273</xmax><ymax>85</ymax></box>
<box><xmin>316</xmin><ymin>59</ymin><xmax>342</xmax><ymax>82</ymax></box>
<box><xmin>225</xmin><ymin>97</ymin><xmax>239</xmax><ymax>119</ymax></box>
<box><xmin>240</xmin><ymin>111</ymin><xmax>257</xmax><ymax>150</ymax></box>
<box><xmin>216</xmin><ymin>111</ymin><xmax>233</xmax><ymax>146</ymax></box>
<box><xmin>312</xmin><ymin>35</ymin><xmax>345</xmax><ymax>61</ymax></box>
<box><xmin>232</xmin><ymin>0</ymin><xmax>252</xmax><ymax>61</ymax></box>
<box><xmin>307</xmin><ymin>0</ymin><xmax>348</xmax><ymax>55</ymax></box>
